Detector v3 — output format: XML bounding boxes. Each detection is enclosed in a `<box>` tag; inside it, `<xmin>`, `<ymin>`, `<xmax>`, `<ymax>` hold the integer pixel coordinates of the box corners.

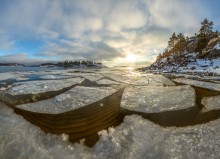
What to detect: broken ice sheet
<box><xmin>6</xmin><ymin>77</ymin><xmax>84</xmax><ymax>95</ymax></box>
<box><xmin>121</xmin><ymin>85</ymin><xmax>195</xmax><ymax>113</ymax></box>
<box><xmin>96</xmin><ymin>79</ymin><xmax>120</xmax><ymax>85</ymax></box>
<box><xmin>173</xmin><ymin>78</ymin><xmax>220</xmax><ymax>91</ymax></box>
<box><xmin>94</xmin><ymin>115</ymin><xmax>220</xmax><ymax>159</ymax></box>
<box><xmin>202</xmin><ymin>95</ymin><xmax>220</xmax><ymax>111</ymax></box>
<box><xmin>0</xmin><ymin>102</ymin><xmax>95</xmax><ymax>159</ymax></box>
<box><xmin>39</xmin><ymin>74</ymin><xmax>74</xmax><ymax>80</ymax></box>
<box><xmin>1</xmin><ymin>102</ymin><xmax>220</xmax><ymax>159</ymax></box>
<box><xmin>16</xmin><ymin>86</ymin><xmax>118</xmax><ymax>114</ymax></box>
<box><xmin>145</xmin><ymin>74</ymin><xmax>175</xmax><ymax>86</ymax></box>
<box><xmin>0</xmin><ymin>72</ymin><xmax>24</xmax><ymax>81</ymax></box>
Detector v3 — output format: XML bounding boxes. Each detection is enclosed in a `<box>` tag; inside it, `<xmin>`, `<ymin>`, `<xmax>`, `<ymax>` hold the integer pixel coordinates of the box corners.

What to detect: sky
<box><xmin>0</xmin><ymin>0</ymin><xmax>220</xmax><ymax>66</ymax></box>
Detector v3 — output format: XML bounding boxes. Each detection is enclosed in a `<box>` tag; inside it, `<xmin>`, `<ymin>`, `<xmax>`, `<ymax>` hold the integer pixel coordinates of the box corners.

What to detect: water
<box><xmin>0</xmin><ymin>66</ymin><xmax>63</xmax><ymax>73</ymax></box>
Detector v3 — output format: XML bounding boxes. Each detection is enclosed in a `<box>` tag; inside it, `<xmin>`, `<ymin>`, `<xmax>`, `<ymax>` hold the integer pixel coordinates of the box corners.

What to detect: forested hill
<box><xmin>148</xmin><ymin>18</ymin><xmax>220</xmax><ymax>74</ymax></box>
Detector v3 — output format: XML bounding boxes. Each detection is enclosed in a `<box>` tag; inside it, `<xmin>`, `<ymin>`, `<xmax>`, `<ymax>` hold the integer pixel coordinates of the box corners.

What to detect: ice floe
<box><xmin>202</xmin><ymin>95</ymin><xmax>220</xmax><ymax>111</ymax></box>
<box><xmin>16</xmin><ymin>86</ymin><xmax>118</xmax><ymax>114</ymax></box>
<box><xmin>1</xmin><ymin>104</ymin><xmax>220</xmax><ymax>158</ymax></box>
<box><xmin>173</xmin><ymin>78</ymin><xmax>220</xmax><ymax>91</ymax></box>
<box><xmin>121</xmin><ymin>85</ymin><xmax>195</xmax><ymax>113</ymax></box>
<box><xmin>96</xmin><ymin>79</ymin><xmax>120</xmax><ymax>85</ymax></box>
<box><xmin>6</xmin><ymin>77</ymin><xmax>84</xmax><ymax>96</ymax></box>
<box><xmin>94</xmin><ymin>115</ymin><xmax>220</xmax><ymax>159</ymax></box>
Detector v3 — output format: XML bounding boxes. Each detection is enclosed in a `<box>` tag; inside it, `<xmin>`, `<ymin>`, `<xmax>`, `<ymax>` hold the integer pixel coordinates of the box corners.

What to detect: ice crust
<box><xmin>39</xmin><ymin>74</ymin><xmax>73</xmax><ymax>80</ymax></box>
<box><xmin>16</xmin><ymin>86</ymin><xmax>117</xmax><ymax>114</ymax></box>
<box><xmin>121</xmin><ymin>85</ymin><xmax>195</xmax><ymax>113</ymax></box>
<box><xmin>96</xmin><ymin>79</ymin><xmax>120</xmax><ymax>85</ymax></box>
<box><xmin>1</xmin><ymin>103</ymin><xmax>220</xmax><ymax>159</ymax></box>
<box><xmin>7</xmin><ymin>77</ymin><xmax>84</xmax><ymax>95</ymax></box>
<box><xmin>202</xmin><ymin>95</ymin><xmax>220</xmax><ymax>111</ymax></box>
<box><xmin>173</xmin><ymin>78</ymin><xmax>220</xmax><ymax>91</ymax></box>
<box><xmin>0</xmin><ymin>72</ymin><xmax>23</xmax><ymax>81</ymax></box>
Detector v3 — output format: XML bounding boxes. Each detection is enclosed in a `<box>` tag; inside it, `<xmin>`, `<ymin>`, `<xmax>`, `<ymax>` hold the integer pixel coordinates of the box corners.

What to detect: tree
<box><xmin>168</xmin><ymin>32</ymin><xmax>177</xmax><ymax>50</ymax></box>
<box><xmin>196</xmin><ymin>18</ymin><xmax>215</xmax><ymax>53</ymax></box>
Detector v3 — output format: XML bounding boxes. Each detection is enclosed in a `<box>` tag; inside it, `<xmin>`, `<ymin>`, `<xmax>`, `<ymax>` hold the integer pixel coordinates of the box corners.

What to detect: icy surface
<box><xmin>39</xmin><ymin>74</ymin><xmax>73</xmax><ymax>80</ymax></box>
<box><xmin>96</xmin><ymin>79</ymin><xmax>120</xmax><ymax>85</ymax></box>
<box><xmin>121</xmin><ymin>85</ymin><xmax>195</xmax><ymax>113</ymax></box>
<box><xmin>16</xmin><ymin>86</ymin><xmax>117</xmax><ymax>114</ymax></box>
<box><xmin>94</xmin><ymin>115</ymin><xmax>220</xmax><ymax>159</ymax></box>
<box><xmin>131</xmin><ymin>74</ymin><xmax>175</xmax><ymax>86</ymax></box>
<box><xmin>173</xmin><ymin>78</ymin><xmax>220</xmax><ymax>91</ymax></box>
<box><xmin>1</xmin><ymin>104</ymin><xmax>220</xmax><ymax>158</ymax></box>
<box><xmin>0</xmin><ymin>72</ymin><xmax>23</xmax><ymax>81</ymax></box>
<box><xmin>7</xmin><ymin>77</ymin><xmax>84</xmax><ymax>95</ymax></box>
<box><xmin>0</xmin><ymin>102</ymin><xmax>96</xmax><ymax>159</ymax></box>
<box><xmin>202</xmin><ymin>95</ymin><xmax>220</xmax><ymax>111</ymax></box>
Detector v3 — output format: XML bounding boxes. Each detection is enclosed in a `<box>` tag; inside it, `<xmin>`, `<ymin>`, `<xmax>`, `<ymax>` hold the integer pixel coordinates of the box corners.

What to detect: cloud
<box><xmin>0</xmin><ymin>0</ymin><xmax>219</xmax><ymax>66</ymax></box>
<box><xmin>0</xmin><ymin>53</ymin><xmax>45</xmax><ymax>64</ymax></box>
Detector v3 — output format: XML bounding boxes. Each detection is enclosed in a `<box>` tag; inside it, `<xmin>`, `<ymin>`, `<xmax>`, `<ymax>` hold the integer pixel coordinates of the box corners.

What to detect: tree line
<box><xmin>157</xmin><ymin>18</ymin><xmax>219</xmax><ymax>61</ymax></box>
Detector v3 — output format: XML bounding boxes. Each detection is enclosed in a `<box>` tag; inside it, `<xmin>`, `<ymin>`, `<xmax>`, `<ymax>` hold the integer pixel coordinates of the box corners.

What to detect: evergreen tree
<box><xmin>196</xmin><ymin>18</ymin><xmax>215</xmax><ymax>53</ymax></box>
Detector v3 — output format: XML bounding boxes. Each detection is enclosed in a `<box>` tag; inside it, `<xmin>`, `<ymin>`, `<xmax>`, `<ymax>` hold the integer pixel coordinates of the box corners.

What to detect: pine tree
<box><xmin>196</xmin><ymin>18</ymin><xmax>215</xmax><ymax>53</ymax></box>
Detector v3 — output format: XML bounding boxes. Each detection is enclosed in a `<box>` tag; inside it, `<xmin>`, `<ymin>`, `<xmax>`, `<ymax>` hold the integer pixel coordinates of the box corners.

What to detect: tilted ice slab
<box><xmin>7</xmin><ymin>77</ymin><xmax>84</xmax><ymax>95</ymax></box>
<box><xmin>69</xmin><ymin>73</ymin><xmax>104</xmax><ymax>81</ymax></box>
<box><xmin>96</xmin><ymin>79</ymin><xmax>120</xmax><ymax>85</ymax></box>
<box><xmin>16</xmin><ymin>86</ymin><xmax>118</xmax><ymax>114</ymax></box>
<box><xmin>145</xmin><ymin>74</ymin><xmax>175</xmax><ymax>86</ymax></box>
<box><xmin>101</xmin><ymin>73</ymin><xmax>134</xmax><ymax>84</ymax></box>
<box><xmin>121</xmin><ymin>85</ymin><xmax>195</xmax><ymax>113</ymax></box>
<box><xmin>1</xmin><ymin>103</ymin><xmax>220</xmax><ymax>159</ymax></box>
<box><xmin>173</xmin><ymin>78</ymin><xmax>220</xmax><ymax>91</ymax></box>
<box><xmin>129</xmin><ymin>74</ymin><xmax>174</xmax><ymax>86</ymax></box>
<box><xmin>202</xmin><ymin>95</ymin><xmax>220</xmax><ymax>111</ymax></box>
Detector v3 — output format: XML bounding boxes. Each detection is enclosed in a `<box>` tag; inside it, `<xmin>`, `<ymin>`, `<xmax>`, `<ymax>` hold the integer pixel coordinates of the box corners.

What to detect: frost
<box><xmin>173</xmin><ymin>78</ymin><xmax>220</xmax><ymax>91</ymax></box>
<box><xmin>121</xmin><ymin>85</ymin><xmax>195</xmax><ymax>113</ymax></box>
<box><xmin>16</xmin><ymin>86</ymin><xmax>117</xmax><ymax>114</ymax></box>
<box><xmin>202</xmin><ymin>95</ymin><xmax>220</xmax><ymax>111</ymax></box>
<box><xmin>7</xmin><ymin>77</ymin><xmax>84</xmax><ymax>95</ymax></box>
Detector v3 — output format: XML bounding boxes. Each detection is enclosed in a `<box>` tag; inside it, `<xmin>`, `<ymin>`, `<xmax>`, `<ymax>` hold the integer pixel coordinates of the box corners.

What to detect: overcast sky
<box><xmin>0</xmin><ymin>0</ymin><xmax>219</xmax><ymax>66</ymax></box>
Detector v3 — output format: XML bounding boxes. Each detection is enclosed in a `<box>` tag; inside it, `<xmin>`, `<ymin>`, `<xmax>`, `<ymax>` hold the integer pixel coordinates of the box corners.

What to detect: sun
<box><xmin>125</xmin><ymin>54</ymin><xmax>138</xmax><ymax>62</ymax></box>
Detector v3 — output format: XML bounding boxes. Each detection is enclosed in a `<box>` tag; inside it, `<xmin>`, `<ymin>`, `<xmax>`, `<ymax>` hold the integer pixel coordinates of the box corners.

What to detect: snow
<box><xmin>201</xmin><ymin>95</ymin><xmax>220</xmax><ymax>111</ymax></box>
<box><xmin>173</xmin><ymin>78</ymin><xmax>220</xmax><ymax>91</ymax></box>
<box><xmin>6</xmin><ymin>77</ymin><xmax>84</xmax><ymax>95</ymax></box>
<box><xmin>16</xmin><ymin>86</ymin><xmax>118</xmax><ymax>114</ymax></box>
<box><xmin>214</xmin><ymin>43</ymin><xmax>220</xmax><ymax>50</ymax></box>
<box><xmin>121</xmin><ymin>85</ymin><xmax>195</xmax><ymax>113</ymax></box>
